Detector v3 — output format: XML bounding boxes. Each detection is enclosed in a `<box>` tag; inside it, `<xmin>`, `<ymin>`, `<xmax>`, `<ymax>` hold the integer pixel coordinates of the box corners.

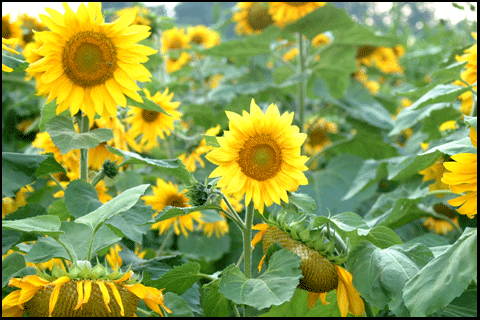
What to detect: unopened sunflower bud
<box><xmin>103</xmin><ymin>159</ymin><xmax>118</xmax><ymax>179</ymax></box>
<box><xmin>263</xmin><ymin>226</ymin><xmax>338</xmax><ymax>293</ymax></box>
<box><xmin>186</xmin><ymin>180</ymin><xmax>209</xmax><ymax>207</ymax></box>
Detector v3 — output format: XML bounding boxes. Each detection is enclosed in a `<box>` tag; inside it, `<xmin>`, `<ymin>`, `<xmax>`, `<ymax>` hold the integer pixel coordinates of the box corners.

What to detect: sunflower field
<box><xmin>2</xmin><ymin>2</ymin><xmax>477</xmax><ymax>317</ymax></box>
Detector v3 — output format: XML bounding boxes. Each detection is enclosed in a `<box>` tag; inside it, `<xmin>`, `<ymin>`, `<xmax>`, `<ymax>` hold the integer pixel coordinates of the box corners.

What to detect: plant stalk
<box><xmin>242</xmin><ymin>201</ymin><xmax>255</xmax><ymax>279</ymax></box>
<box><xmin>80</xmin><ymin>114</ymin><xmax>89</xmax><ymax>181</ymax></box>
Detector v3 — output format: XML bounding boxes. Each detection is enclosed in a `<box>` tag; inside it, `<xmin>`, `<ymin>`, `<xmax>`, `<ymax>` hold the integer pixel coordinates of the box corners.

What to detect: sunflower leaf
<box><xmin>45</xmin><ymin>116</ymin><xmax>113</xmax><ymax>154</ymax></box>
<box><xmin>150</xmin><ymin>203</ymin><xmax>223</xmax><ymax>223</ymax></box>
<box><xmin>125</xmin><ymin>93</ymin><xmax>168</xmax><ymax>115</ymax></box>
<box><xmin>74</xmin><ymin>184</ymin><xmax>149</xmax><ymax>231</ymax></box>
<box><xmin>106</xmin><ymin>146</ymin><xmax>194</xmax><ymax>185</ymax></box>
<box><xmin>2</xmin><ymin>215</ymin><xmax>63</xmax><ymax>239</ymax></box>
<box><xmin>403</xmin><ymin>228</ymin><xmax>477</xmax><ymax>316</ymax></box>
<box><xmin>153</xmin><ymin>262</ymin><xmax>204</xmax><ymax>295</ymax></box>
<box><xmin>346</xmin><ymin>242</ymin><xmax>434</xmax><ymax>316</ymax></box>
<box><xmin>218</xmin><ymin>249</ymin><xmax>302</xmax><ymax>309</ymax></box>
<box><xmin>2</xmin><ymin>152</ymin><xmax>47</xmax><ymax>197</ymax></box>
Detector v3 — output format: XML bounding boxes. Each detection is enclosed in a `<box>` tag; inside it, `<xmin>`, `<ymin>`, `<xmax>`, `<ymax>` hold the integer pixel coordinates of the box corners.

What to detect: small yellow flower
<box><xmin>423</xmin><ymin>203</ymin><xmax>459</xmax><ymax>235</ymax></box>
<box><xmin>268</xmin><ymin>2</ymin><xmax>326</xmax><ymax>28</ymax></box>
<box><xmin>441</xmin><ymin>127</ymin><xmax>477</xmax><ymax>218</ymax></box>
<box><xmin>2</xmin><ymin>37</ymin><xmax>20</xmax><ymax>72</ymax></box>
<box><xmin>187</xmin><ymin>25</ymin><xmax>220</xmax><ymax>49</ymax></box>
<box><xmin>303</xmin><ymin>117</ymin><xmax>338</xmax><ymax>155</ymax></box>
<box><xmin>419</xmin><ymin>158</ymin><xmax>450</xmax><ymax>197</ymax></box>
<box><xmin>143</xmin><ymin>178</ymin><xmax>203</xmax><ymax>237</ymax></box>
<box><xmin>126</xmin><ymin>88</ymin><xmax>182</xmax><ymax>151</ymax></box>
<box><xmin>233</xmin><ymin>2</ymin><xmax>274</xmax><ymax>35</ymax></box>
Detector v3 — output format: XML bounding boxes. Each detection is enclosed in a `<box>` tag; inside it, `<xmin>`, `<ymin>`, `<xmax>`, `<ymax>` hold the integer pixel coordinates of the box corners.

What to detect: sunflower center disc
<box><xmin>63</xmin><ymin>31</ymin><xmax>116</xmax><ymax>88</ymax></box>
<box><xmin>247</xmin><ymin>2</ymin><xmax>274</xmax><ymax>31</ymax></box>
<box><xmin>309</xmin><ymin>126</ymin><xmax>328</xmax><ymax>146</ymax></box>
<box><xmin>239</xmin><ymin>134</ymin><xmax>282</xmax><ymax>181</ymax></box>
<box><xmin>190</xmin><ymin>34</ymin><xmax>204</xmax><ymax>45</ymax></box>
<box><xmin>141</xmin><ymin>109</ymin><xmax>160</xmax><ymax>123</ymax></box>
<box><xmin>166</xmin><ymin>195</ymin><xmax>187</xmax><ymax>208</ymax></box>
<box><xmin>284</xmin><ymin>2</ymin><xmax>309</xmax><ymax>7</ymax></box>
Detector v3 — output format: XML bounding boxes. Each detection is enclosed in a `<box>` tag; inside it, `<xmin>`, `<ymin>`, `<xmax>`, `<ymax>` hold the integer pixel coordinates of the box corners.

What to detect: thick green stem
<box><xmin>80</xmin><ymin>114</ymin><xmax>89</xmax><ymax>181</ymax></box>
<box><xmin>297</xmin><ymin>32</ymin><xmax>306</xmax><ymax>129</ymax></box>
<box><xmin>242</xmin><ymin>201</ymin><xmax>255</xmax><ymax>279</ymax></box>
<box><xmin>90</xmin><ymin>169</ymin><xmax>106</xmax><ymax>188</ymax></box>
<box><xmin>55</xmin><ymin>238</ymin><xmax>75</xmax><ymax>263</ymax></box>
<box><xmin>49</xmin><ymin>173</ymin><xmax>65</xmax><ymax>191</ymax></box>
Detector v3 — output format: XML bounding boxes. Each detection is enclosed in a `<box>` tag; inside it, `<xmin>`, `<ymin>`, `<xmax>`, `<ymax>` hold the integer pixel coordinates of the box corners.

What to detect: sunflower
<box><xmin>419</xmin><ymin>157</ymin><xmax>450</xmax><ymax>197</ymax></box>
<box><xmin>179</xmin><ymin>125</ymin><xmax>221</xmax><ymax>172</ymax></box>
<box><xmin>452</xmin><ymin>32</ymin><xmax>477</xmax><ymax>115</ymax></box>
<box><xmin>2</xmin><ymin>265</ymin><xmax>170</xmax><ymax>317</ymax></box>
<box><xmin>441</xmin><ymin>127</ymin><xmax>477</xmax><ymax>218</ymax></box>
<box><xmin>142</xmin><ymin>178</ymin><xmax>203</xmax><ymax>237</ymax></box>
<box><xmin>18</xmin><ymin>13</ymin><xmax>47</xmax><ymax>47</ymax></box>
<box><xmin>206</xmin><ymin>99</ymin><xmax>309</xmax><ymax>214</ymax></box>
<box><xmin>26</xmin><ymin>3</ymin><xmax>157</xmax><ymax>122</ymax></box>
<box><xmin>105</xmin><ymin>244</ymin><xmax>147</xmax><ymax>271</ymax></box>
<box><xmin>423</xmin><ymin>203</ymin><xmax>460</xmax><ymax>235</ymax></box>
<box><xmin>2</xmin><ymin>185</ymin><xmax>34</xmax><ymax>218</ymax></box>
<box><xmin>126</xmin><ymin>88</ymin><xmax>182</xmax><ymax>151</ymax></box>
<box><xmin>161</xmin><ymin>27</ymin><xmax>190</xmax><ymax>73</ymax></box>
<box><xmin>303</xmin><ymin>117</ymin><xmax>338</xmax><ymax>155</ymax></box>
<box><xmin>311</xmin><ymin>33</ymin><xmax>330</xmax><ymax>48</ymax></box>
<box><xmin>187</xmin><ymin>25</ymin><xmax>220</xmax><ymax>49</ymax></box>
<box><xmin>268</xmin><ymin>2</ymin><xmax>326</xmax><ymax>28</ymax></box>
<box><xmin>233</xmin><ymin>2</ymin><xmax>275</xmax><ymax>36</ymax></box>
<box><xmin>2</xmin><ymin>14</ymin><xmax>23</xmax><ymax>41</ymax></box>
<box><xmin>252</xmin><ymin>224</ymin><xmax>364</xmax><ymax>317</ymax></box>
<box><xmin>115</xmin><ymin>6</ymin><xmax>151</xmax><ymax>27</ymax></box>
<box><xmin>2</xmin><ymin>37</ymin><xmax>20</xmax><ymax>72</ymax></box>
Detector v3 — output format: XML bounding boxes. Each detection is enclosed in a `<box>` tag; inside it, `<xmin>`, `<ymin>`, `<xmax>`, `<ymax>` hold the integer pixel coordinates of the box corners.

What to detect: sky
<box><xmin>2</xmin><ymin>2</ymin><xmax>477</xmax><ymax>25</ymax></box>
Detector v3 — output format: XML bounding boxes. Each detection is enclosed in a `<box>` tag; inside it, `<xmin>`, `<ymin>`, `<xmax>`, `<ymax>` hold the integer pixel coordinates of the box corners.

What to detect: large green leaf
<box><xmin>34</xmin><ymin>155</ymin><xmax>66</xmax><ymax>178</ymax></box>
<box><xmin>25</xmin><ymin>222</ymin><xmax>121</xmax><ymax>262</ymax></box>
<box><xmin>343</xmin><ymin>160</ymin><xmax>388</xmax><ymax>200</ymax></box>
<box><xmin>312</xmin><ymin>44</ymin><xmax>357</xmax><ymax>98</ymax></box>
<box><xmin>302</xmin><ymin>154</ymin><xmax>377</xmax><ymax>216</ymax></box>
<box><xmin>201</xmin><ymin>26</ymin><xmax>280</xmax><ymax>57</ymax></box>
<box><xmin>74</xmin><ymin>184</ymin><xmax>149</xmax><ymax>231</ymax></box>
<box><xmin>178</xmin><ymin>231</ymin><xmax>231</xmax><ymax>262</ymax></box>
<box><xmin>106</xmin><ymin>146</ymin><xmax>194</xmax><ymax>185</ymax></box>
<box><xmin>64</xmin><ymin>180</ymin><xmax>102</xmax><ymax>218</ymax></box>
<box><xmin>2</xmin><ymin>215</ymin><xmax>63</xmax><ymax>239</ymax></box>
<box><xmin>347</xmin><ymin>242</ymin><xmax>434</xmax><ymax>316</ymax></box>
<box><xmin>45</xmin><ymin>116</ymin><xmax>113</xmax><ymax>154</ymax></box>
<box><xmin>403</xmin><ymin>228</ymin><xmax>477</xmax><ymax>316</ymax></box>
<box><xmin>2</xmin><ymin>152</ymin><xmax>47</xmax><ymax>197</ymax></box>
<box><xmin>152</xmin><ymin>203</ymin><xmax>224</xmax><ymax>223</ymax></box>
<box><xmin>260</xmin><ymin>288</ymin><xmax>340</xmax><ymax>317</ymax></box>
<box><xmin>202</xmin><ymin>279</ymin><xmax>232</xmax><ymax>317</ymax></box>
<box><xmin>106</xmin><ymin>204</ymin><xmax>153</xmax><ymax>243</ymax></box>
<box><xmin>410</xmin><ymin>83</ymin><xmax>470</xmax><ymax>110</ymax></box>
<box><xmin>218</xmin><ymin>249</ymin><xmax>302</xmax><ymax>310</ymax></box>
<box><xmin>333</xmin><ymin>23</ymin><xmax>399</xmax><ymax>47</ymax></box>
<box><xmin>436</xmin><ymin>285</ymin><xmax>477</xmax><ymax>317</ymax></box>
<box><xmin>386</xmin><ymin>150</ymin><xmax>444</xmax><ymax>181</ymax></box>
<box><xmin>125</xmin><ymin>90</ymin><xmax>168</xmax><ymax>115</ymax></box>
<box><xmin>283</xmin><ymin>3</ymin><xmax>354</xmax><ymax>39</ymax></box>
<box><xmin>163</xmin><ymin>292</ymin><xmax>194</xmax><ymax>317</ymax></box>
<box><xmin>390</xmin><ymin>102</ymin><xmax>458</xmax><ymax>137</ymax></box>
<box><xmin>154</xmin><ymin>262</ymin><xmax>204</xmax><ymax>295</ymax></box>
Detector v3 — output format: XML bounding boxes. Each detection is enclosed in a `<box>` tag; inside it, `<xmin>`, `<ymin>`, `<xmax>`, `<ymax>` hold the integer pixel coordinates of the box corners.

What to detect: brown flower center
<box><xmin>238</xmin><ymin>134</ymin><xmax>282</xmax><ymax>181</ymax></box>
<box><xmin>63</xmin><ymin>31</ymin><xmax>117</xmax><ymax>88</ymax></box>
<box><xmin>283</xmin><ymin>2</ymin><xmax>309</xmax><ymax>7</ymax></box>
<box><xmin>247</xmin><ymin>2</ymin><xmax>274</xmax><ymax>31</ymax></box>
<box><xmin>141</xmin><ymin>109</ymin><xmax>160</xmax><ymax>123</ymax></box>
<box><xmin>166</xmin><ymin>194</ymin><xmax>187</xmax><ymax>207</ymax></box>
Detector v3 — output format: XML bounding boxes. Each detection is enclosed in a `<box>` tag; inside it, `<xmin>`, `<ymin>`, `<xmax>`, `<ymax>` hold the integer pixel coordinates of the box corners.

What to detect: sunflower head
<box><xmin>206</xmin><ymin>99</ymin><xmax>309</xmax><ymax>214</ymax></box>
<box><xmin>25</xmin><ymin>3</ymin><xmax>157</xmax><ymax>122</ymax></box>
<box><xmin>233</xmin><ymin>2</ymin><xmax>275</xmax><ymax>35</ymax></box>
<box><xmin>3</xmin><ymin>261</ymin><xmax>170</xmax><ymax>317</ymax></box>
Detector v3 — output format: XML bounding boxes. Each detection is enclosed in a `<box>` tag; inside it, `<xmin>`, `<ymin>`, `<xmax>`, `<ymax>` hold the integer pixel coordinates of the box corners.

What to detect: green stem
<box><xmin>49</xmin><ymin>173</ymin><xmax>65</xmax><ymax>191</ymax></box>
<box><xmin>90</xmin><ymin>169</ymin><xmax>106</xmax><ymax>188</ymax></box>
<box><xmin>55</xmin><ymin>238</ymin><xmax>75</xmax><ymax>263</ymax></box>
<box><xmin>135</xmin><ymin>307</ymin><xmax>154</xmax><ymax>317</ymax></box>
<box><xmin>426</xmin><ymin>189</ymin><xmax>458</xmax><ymax>197</ymax></box>
<box><xmin>243</xmin><ymin>201</ymin><xmax>255</xmax><ymax>279</ymax></box>
<box><xmin>213</xmin><ymin>191</ymin><xmax>246</xmax><ymax>231</ymax></box>
<box><xmin>297</xmin><ymin>32</ymin><xmax>306</xmax><ymax>130</ymax></box>
<box><xmin>197</xmin><ymin>273</ymin><xmax>216</xmax><ymax>281</ymax></box>
<box><xmin>80</xmin><ymin>114</ymin><xmax>90</xmax><ymax>181</ymax></box>
<box><xmin>231</xmin><ymin>302</ymin><xmax>241</xmax><ymax>317</ymax></box>
<box><xmin>156</xmin><ymin>228</ymin><xmax>175</xmax><ymax>257</ymax></box>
